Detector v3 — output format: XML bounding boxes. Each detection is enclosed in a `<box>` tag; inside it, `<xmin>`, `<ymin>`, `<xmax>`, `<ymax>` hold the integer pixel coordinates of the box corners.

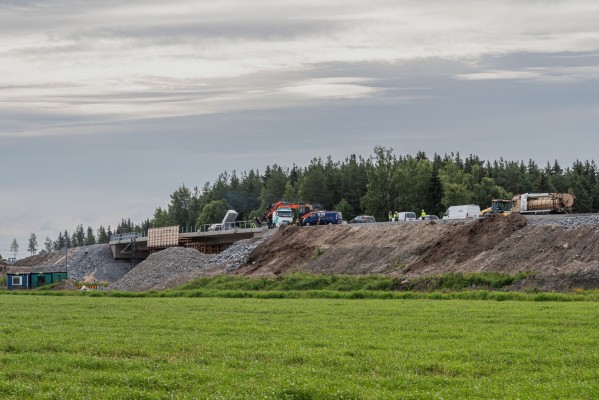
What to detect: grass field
<box><xmin>1</xmin><ymin>295</ymin><xmax>598</xmax><ymax>399</ymax></box>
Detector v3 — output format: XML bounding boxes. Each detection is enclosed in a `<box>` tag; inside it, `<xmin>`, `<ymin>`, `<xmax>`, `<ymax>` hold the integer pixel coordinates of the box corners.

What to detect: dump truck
<box><xmin>511</xmin><ymin>193</ymin><xmax>575</xmax><ymax>214</ymax></box>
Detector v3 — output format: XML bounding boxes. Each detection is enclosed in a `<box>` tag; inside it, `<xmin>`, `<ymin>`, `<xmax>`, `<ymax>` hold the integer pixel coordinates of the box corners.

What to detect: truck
<box><xmin>208</xmin><ymin>209</ymin><xmax>239</xmax><ymax>231</ymax></box>
<box><xmin>511</xmin><ymin>193</ymin><xmax>575</xmax><ymax>214</ymax></box>
<box><xmin>258</xmin><ymin>201</ymin><xmax>317</xmax><ymax>228</ymax></box>
<box><xmin>442</xmin><ymin>204</ymin><xmax>480</xmax><ymax>220</ymax></box>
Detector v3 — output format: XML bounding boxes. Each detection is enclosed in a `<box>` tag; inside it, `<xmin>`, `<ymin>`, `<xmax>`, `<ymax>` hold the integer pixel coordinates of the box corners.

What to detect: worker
<box><xmin>394</xmin><ymin>211</ymin><xmax>399</xmax><ymax>222</ymax></box>
<box><xmin>421</xmin><ymin>209</ymin><xmax>427</xmax><ymax>219</ymax></box>
<box><xmin>388</xmin><ymin>211</ymin><xmax>393</xmax><ymax>222</ymax></box>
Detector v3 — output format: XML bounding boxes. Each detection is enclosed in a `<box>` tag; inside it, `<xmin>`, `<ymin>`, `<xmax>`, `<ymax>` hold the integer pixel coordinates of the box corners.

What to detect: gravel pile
<box><xmin>11</xmin><ymin>244</ymin><xmax>133</xmax><ymax>283</ymax></box>
<box><xmin>207</xmin><ymin>231</ymin><xmax>276</xmax><ymax>272</ymax></box>
<box><xmin>107</xmin><ymin>229</ymin><xmax>277</xmax><ymax>291</ymax></box>
<box><xmin>108</xmin><ymin>247</ymin><xmax>213</xmax><ymax>291</ymax></box>
<box><xmin>525</xmin><ymin>214</ymin><xmax>599</xmax><ymax>230</ymax></box>
<box><xmin>66</xmin><ymin>244</ymin><xmax>134</xmax><ymax>282</ymax></box>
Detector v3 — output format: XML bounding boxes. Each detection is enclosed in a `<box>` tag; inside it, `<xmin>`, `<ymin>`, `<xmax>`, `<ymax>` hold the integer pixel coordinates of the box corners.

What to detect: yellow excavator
<box><xmin>480</xmin><ymin>199</ymin><xmax>512</xmax><ymax>217</ymax></box>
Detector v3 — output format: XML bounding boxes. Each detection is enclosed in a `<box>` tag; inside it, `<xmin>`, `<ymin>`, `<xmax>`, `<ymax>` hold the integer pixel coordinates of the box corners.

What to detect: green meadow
<box><xmin>1</xmin><ymin>295</ymin><xmax>598</xmax><ymax>399</ymax></box>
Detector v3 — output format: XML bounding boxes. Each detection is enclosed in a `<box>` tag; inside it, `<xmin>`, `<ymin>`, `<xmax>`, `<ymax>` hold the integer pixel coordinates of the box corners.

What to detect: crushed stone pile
<box><xmin>206</xmin><ymin>229</ymin><xmax>277</xmax><ymax>272</ymax></box>
<box><xmin>108</xmin><ymin>229</ymin><xmax>277</xmax><ymax>291</ymax></box>
<box><xmin>11</xmin><ymin>244</ymin><xmax>133</xmax><ymax>283</ymax></box>
<box><xmin>108</xmin><ymin>247</ymin><xmax>213</xmax><ymax>292</ymax></box>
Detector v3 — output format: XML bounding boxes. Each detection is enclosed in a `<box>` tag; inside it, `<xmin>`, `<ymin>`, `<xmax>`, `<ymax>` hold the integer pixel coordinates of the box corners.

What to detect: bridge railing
<box><xmin>197</xmin><ymin>220</ymin><xmax>261</xmax><ymax>233</ymax></box>
<box><xmin>109</xmin><ymin>232</ymin><xmax>143</xmax><ymax>242</ymax></box>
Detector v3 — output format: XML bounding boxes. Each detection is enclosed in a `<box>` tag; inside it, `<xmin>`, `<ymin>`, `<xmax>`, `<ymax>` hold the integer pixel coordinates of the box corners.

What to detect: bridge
<box><xmin>109</xmin><ymin>221</ymin><xmax>268</xmax><ymax>260</ymax></box>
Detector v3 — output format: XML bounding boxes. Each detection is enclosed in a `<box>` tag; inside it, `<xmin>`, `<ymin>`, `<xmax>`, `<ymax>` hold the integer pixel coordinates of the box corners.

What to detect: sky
<box><xmin>1</xmin><ymin>0</ymin><xmax>599</xmax><ymax>259</ymax></box>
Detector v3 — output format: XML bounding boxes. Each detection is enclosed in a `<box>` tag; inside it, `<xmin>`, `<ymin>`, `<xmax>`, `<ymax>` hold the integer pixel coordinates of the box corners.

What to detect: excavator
<box><xmin>255</xmin><ymin>201</ymin><xmax>318</xmax><ymax>228</ymax></box>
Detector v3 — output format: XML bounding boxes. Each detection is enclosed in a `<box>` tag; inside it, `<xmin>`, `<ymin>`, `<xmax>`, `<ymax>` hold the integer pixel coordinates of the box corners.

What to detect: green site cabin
<box><xmin>6</xmin><ymin>266</ymin><xmax>67</xmax><ymax>290</ymax></box>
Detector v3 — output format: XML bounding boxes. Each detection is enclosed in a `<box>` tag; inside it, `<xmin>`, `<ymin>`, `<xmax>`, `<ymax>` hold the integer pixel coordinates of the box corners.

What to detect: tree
<box><xmin>393</xmin><ymin>157</ymin><xmax>432</xmax><ymax>214</ymax></box>
<box><xmin>439</xmin><ymin>160</ymin><xmax>472</xmax><ymax>208</ymax></box>
<box><xmin>334</xmin><ymin>198</ymin><xmax>354</xmax><ymax>221</ymax></box>
<box><xmin>85</xmin><ymin>226</ymin><xmax>96</xmax><ymax>246</ymax></box>
<box><xmin>53</xmin><ymin>231</ymin><xmax>64</xmax><ymax>251</ymax></box>
<box><xmin>196</xmin><ymin>199</ymin><xmax>230</xmax><ymax>228</ymax></box>
<box><xmin>259</xmin><ymin>165</ymin><xmax>289</xmax><ymax>209</ymax></box>
<box><xmin>361</xmin><ymin>146</ymin><xmax>397</xmax><ymax>220</ymax></box>
<box><xmin>74</xmin><ymin>224</ymin><xmax>85</xmax><ymax>247</ymax></box>
<box><xmin>44</xmin><ymin>236</ymin><xmax>53</xmax><ymax>253</ymax></box>
<box><xmin>168</xmin><ymin>185</ymin><xmax>197</xmax><ymax>230</ymax></box>
<box><xmin>27</xmin><ymin>233</ymin><xmax>38</xmax><ymax>255</ymax></box>
<box><xmin>97</xmin><ymin>226</ymin><xmax>109</xmax><ymax>244</ymax></box>
<box><xmin>298</xmin><ymin>158</ymin><xmax>328</xmax><ymax>207</ymax></box>
<box><xmin>339</xmin><ymin>154</ymin><xmax>368</xmax><ymax>214</ymax></box>
<box><xmin>152</xmin><ymin>207</ymin><xmax>171</xmax><ymax>228</ymax></box>
<box><xmin>471</xmin><ymin>177</ymin><xmax>510</xmax><ymax>209</ymax></box>
<box><xmin>10</xmin><ymin>238</ymin><xmax>19</xmax><ymax>259</ymax></box>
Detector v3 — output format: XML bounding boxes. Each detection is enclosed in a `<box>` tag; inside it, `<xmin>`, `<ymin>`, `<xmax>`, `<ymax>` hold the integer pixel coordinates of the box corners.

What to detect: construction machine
<box><xmin>480</xmin><ymin>199</ymin><xmax>512</xmax><ymax>217</ymax></box>
<box><xmin>255</xmin><ymin>201</ymin><xmax>318</xmax><ymax>228</ymax></box>
<box><xmin>481</xmin><ymin>193</ymin><xmax>576</xmax><ymax>216</ymax></box>
<box><xmin>511</xmin><ymin>193</ymin><xmax>575</xmax><ymax>214</ymax></box>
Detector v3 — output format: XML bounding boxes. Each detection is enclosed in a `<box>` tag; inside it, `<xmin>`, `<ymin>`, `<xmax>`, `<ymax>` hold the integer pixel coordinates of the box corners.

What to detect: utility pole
<box><xmin>65</xmin><ymin>242</ymin><xmax>68</xmax><ymax>279</ymax></box>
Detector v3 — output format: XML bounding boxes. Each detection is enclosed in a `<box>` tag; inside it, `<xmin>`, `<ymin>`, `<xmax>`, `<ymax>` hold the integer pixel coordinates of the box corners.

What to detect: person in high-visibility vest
<box><xmin>388</xmin><ymin>211</ymin><xmax>393</xmax><ymax>222</ymax></box>
<box><xmin>394</xmin><ymin>211</ymin><xmax>399</xmax><ymax>222</ymax></box>
<box><xmin>421</xmin><ymin>209</ymin><xmax>427</xmax><ymax>219</ymax></box>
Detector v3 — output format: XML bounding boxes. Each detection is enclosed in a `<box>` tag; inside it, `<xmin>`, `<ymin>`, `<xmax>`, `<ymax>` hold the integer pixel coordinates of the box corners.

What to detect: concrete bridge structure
<box><xmin>109</xmin><ymin>223</ymin><xmax>268</xmax><ymax>260</ymax></box>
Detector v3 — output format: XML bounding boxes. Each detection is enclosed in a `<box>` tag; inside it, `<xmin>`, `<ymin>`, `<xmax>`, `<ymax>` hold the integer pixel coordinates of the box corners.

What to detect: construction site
<box><xmin>4</xmin><ymin>211</ymin><xmax>599</xmax><ymax>292</ymax></box>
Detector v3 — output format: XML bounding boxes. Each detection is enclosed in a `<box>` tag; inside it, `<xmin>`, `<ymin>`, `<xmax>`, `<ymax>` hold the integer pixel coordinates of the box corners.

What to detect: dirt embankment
<box><xmin>239</xmin><ymin>214</ymin><xmax>599</xmax><ymax>290</ymax></box>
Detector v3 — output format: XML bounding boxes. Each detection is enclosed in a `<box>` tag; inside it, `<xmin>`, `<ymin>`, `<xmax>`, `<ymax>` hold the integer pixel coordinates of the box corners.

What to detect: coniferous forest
<box><xmin>32</xmin><ymin>146</ymin><xmax>599</xmax><ymax>255</ymax></box>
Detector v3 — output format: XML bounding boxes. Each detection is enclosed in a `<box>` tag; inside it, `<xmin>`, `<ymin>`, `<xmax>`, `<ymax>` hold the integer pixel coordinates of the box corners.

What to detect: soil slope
<box><xmin>238</xmin><ymin>214</ymin><xmax>599</xmax><ymax>290</ymax></box>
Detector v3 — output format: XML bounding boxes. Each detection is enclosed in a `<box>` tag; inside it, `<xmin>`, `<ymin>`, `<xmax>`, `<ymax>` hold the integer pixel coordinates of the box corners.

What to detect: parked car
<box><xmin>207</xmin><ymin>223</ymin><xmax>222</xmax><ymax>231</ymax></box>
<box><xmin>421</xmin><ymin>215</ymin><xmax>439</xmax><ymax>221</ymax></box>
<box><xmin>349</xmin><ymin>215</ymin><xmax>376</xmax><ymax>224</ymax></box>
<box><xmin>397</xmin><ymin>212</ymin><xmax>417</xmax><ymax>221</ymax></box>
<box><xmin>301</xmin><ymin>211</ymin><xmax>343</xmax><ymax>226</ymax></box>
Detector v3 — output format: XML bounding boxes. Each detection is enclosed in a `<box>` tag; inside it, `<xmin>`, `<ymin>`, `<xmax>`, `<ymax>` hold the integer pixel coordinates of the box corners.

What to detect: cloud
<box><xmin>455</xmin><ymin>65</ymin><xmax>599</xmax><ymax>82</ymax></box>
<box><xmin>2</xmin><ymin>0</ymin><xmax>599</xmax><ymax>136</ymax></box>
<box><xmin>455</xmin><ymin>70</ymin><xmax>546</xmax><ymax>81</ymax></box>
<box><xmin>280</xmin><ymin>77</ymin><xmax>381</xmax><ymax>99</ymax></box>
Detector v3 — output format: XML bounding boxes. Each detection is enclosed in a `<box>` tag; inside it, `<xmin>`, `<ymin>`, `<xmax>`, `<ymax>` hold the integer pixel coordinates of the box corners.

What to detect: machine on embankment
<box><xmin>481</xmin><ymin>193</ymin><xmax>576</xmax><ymax>217</ymax></box>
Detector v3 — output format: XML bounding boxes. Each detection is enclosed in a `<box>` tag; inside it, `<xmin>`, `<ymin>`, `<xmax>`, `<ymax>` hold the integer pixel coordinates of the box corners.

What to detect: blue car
<box><xmin>301</xmin><ymin>211</ymin><xmax>343</xmax><ymax>226</ymax></box>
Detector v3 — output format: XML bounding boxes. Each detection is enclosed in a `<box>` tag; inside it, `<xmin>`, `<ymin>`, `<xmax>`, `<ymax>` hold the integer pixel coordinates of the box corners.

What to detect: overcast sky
<box><xmin>2</xmin><ymin>0</ymin><xmax>599</xmax><ymax>258</ymax></box>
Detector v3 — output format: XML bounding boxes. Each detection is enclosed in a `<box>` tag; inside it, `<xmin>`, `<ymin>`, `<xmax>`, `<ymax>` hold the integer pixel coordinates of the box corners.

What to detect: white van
<box><xmin>397</xmin><ymin>212</ymin><xmax>417</xmax><ymax>221</ymax></box>
<box><xmin>443</xmin><ymin>205</ymin><xmax>480</xmax><ymax>220</ymax></box>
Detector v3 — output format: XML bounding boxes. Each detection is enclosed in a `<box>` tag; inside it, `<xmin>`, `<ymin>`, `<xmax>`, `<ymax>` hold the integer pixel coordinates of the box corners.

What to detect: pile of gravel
<box><xmin>66</xmin><ymin>244</ymin><xmax>134</xmax><ymax>282</ymax></box>
<box><xmin>107</xmin><ymin>247</ymin><xmax>213</xmax><ymax>291</ymax></box>
<box><xmin>107</xmin><ymin>230</ymin><xmax>277</xmax><ymax>291</ymax></box>
<box><xmin>11</xmin><ymin>244</ymin><xmax>133</xmax><ymax>283</ymax></box>
<box><xmin>525</xmin><ymin>214</ymin><xmax>599</xmax><ymax>230</ymax></box>
<box><xmin>207</xmin><ymin>231</ymin><xmax>275</xmax><ymax>272</ymax></box>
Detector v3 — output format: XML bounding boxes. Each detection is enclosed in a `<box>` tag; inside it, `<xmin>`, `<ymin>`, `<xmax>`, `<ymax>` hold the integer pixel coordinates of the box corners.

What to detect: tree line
<box><xmin>148</xmin><ymin>146</ymin><xmax>599</xmax><ymax>229</ymax></box>
<box><xmin>20</xmin><ymin>146</ymin><xmax>599</xmax><ymax>257</ymax></box>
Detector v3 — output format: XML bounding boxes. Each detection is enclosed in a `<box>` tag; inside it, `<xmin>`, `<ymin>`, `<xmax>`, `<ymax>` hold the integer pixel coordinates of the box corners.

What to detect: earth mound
<box><xmin>237</xmin><ymin>215</ymin><xmax>599</xmax><ymax>291</ymax></box>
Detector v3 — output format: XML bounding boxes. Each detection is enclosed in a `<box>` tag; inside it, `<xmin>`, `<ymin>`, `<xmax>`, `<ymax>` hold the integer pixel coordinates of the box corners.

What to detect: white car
<box><xmin>207</xmin><ymin>223</ymin><xmax>222</xmax><ymax>231</ymax></box>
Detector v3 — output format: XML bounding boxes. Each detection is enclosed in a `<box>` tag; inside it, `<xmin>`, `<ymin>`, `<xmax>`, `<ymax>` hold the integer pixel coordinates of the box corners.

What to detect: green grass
<box><xmin>177</xmin><ymin>272</ymin><xmax>533</xmax><ymax>292</ymax></box>
<box><xmin>1</xmin><ymin>296</ymin><xmax>599</xmax><ymax>399</ymax></box>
